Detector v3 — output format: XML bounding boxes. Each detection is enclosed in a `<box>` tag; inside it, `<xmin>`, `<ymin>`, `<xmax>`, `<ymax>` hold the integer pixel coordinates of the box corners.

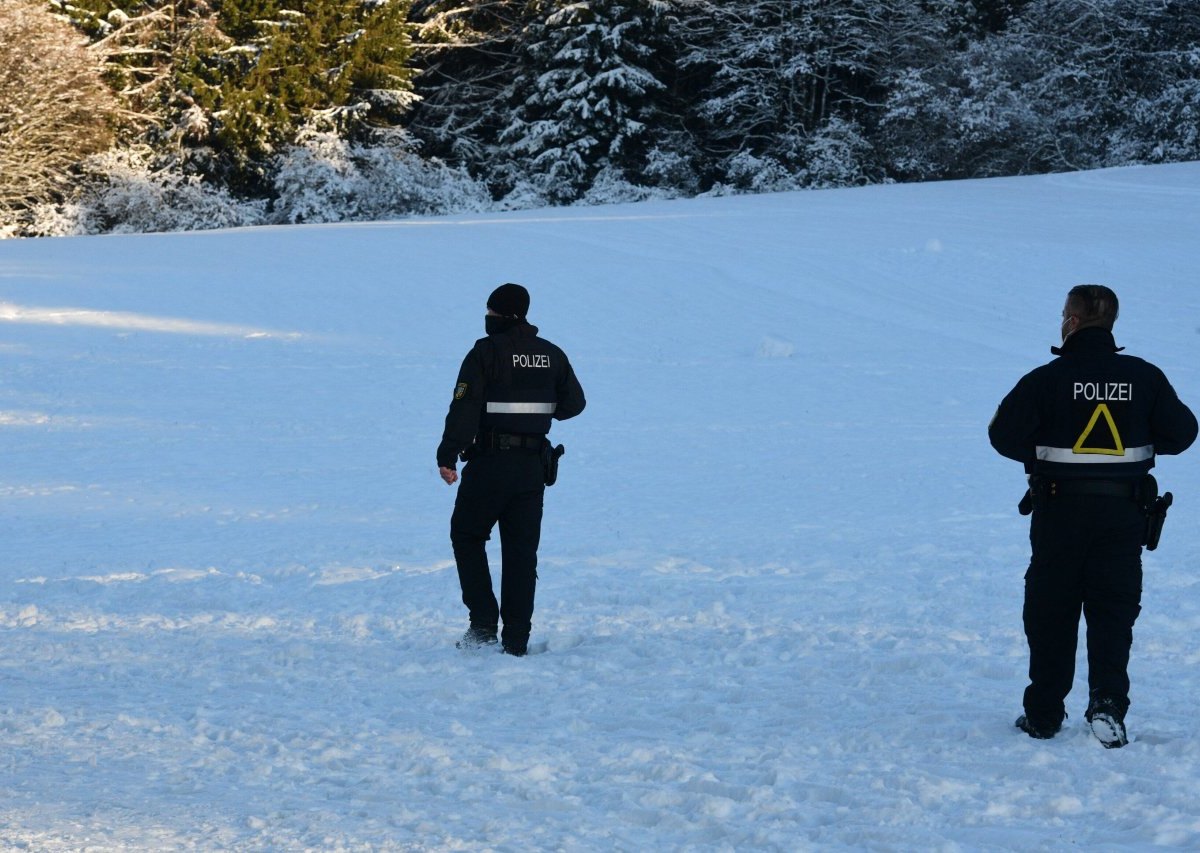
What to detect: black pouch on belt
<box><xmin>542</xmin><ymin>441</ymin><xmax>565</xmax><ymax>486</ymax></box>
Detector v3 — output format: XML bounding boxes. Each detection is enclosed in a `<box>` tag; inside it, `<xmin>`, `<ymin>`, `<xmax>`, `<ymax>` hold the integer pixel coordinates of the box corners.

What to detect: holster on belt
<box><xmin>542</xmin><ymin>440</ymin><xmax>565</xmax><ymax>486</ymax></box>
<box><xmin>1140</xmin><ymin>474</ymin><xmax>1174</xmax><ymax>551</ymax></box>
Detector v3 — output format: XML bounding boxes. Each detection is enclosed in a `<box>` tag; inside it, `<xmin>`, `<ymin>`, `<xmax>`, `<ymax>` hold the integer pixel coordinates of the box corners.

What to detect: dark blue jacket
<box><xmin>989</xmin><ymin>327</ymin><xmax>1196</xmax><ymax>479</ymax></box>
<box><xmin>437</xmin><ymin>321</ymin><xmax>585</xmax><ymax>469</ymax></box>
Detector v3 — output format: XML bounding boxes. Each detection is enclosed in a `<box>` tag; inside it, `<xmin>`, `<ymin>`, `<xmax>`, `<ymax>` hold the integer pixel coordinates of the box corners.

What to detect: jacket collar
<box><xmin>488</xmin><ymin>318</ymin><xmax>539</xmax><ymax>338</ymax></box>
<box><xmin>1050</xmin><ymin>325</ymin><xmax>1123</xmax><ymax>356</ymax></box>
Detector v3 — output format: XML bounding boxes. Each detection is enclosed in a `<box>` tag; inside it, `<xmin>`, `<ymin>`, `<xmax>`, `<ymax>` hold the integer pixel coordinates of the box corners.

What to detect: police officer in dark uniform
<box><xmin>437</xmin><ymin>283</ymin><xmax>586</xmax><ymax>656</ymax></box>
<box><xmin>990</xmin><ymin>285</ymin><xmax>1196</xmax><ymax>747</ymax></box>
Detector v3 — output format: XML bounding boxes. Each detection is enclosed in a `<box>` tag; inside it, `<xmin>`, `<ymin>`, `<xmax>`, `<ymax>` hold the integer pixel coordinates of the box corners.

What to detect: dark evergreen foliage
<box><xmin>879</xmin><ymin>0</ymin><xmax>1200</xmax><ymax>181</ymax></box>
<box><xmin>495</xmin><ymin>0</ymin><xmax>675</xmax><ymax>202</ymax></box>
<box><xmin>406</xmin><ymin>0</ymin><xmax>531</xmax><ymax>171</ymax></box>
<box><xmin>32</xmin><ymin>0</ymin><xmax>1200</xmax><ymax>228</ymax></box>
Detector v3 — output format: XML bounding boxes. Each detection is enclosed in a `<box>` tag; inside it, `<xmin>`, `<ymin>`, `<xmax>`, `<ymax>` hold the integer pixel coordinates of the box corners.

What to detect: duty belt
<box><xmin>475</xmin><ymin>431</ymin><xmax>544</xmax><ymax>452</ymax></box>
<box><xmin>1034</xmin><ymin>478</ymin><xmax>1141</xmax><ymax>500</ymax></box>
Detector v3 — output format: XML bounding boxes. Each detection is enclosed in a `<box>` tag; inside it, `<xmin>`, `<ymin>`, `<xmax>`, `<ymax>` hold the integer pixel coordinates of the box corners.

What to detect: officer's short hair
<box><xmin>1067</xmin><ymin>284</ymin><xmax>1119</xmax><ymax>330</ymax></box>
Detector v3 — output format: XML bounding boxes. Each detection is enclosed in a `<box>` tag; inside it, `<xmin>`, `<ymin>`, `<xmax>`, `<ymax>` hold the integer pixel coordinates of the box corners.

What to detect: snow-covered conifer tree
<box><xmin>496</xmin><ymin>0</ymin><xmax>675</xmax><ymax>204</ymax></box>
<box><xmin>407</xmin><ymin>0</ymin><xmax>531</xmax><ymax>174</ymax></box>
<box><xmin>207</xmin><ymin>0</ymin><xmax>418</xmax><ymax>193</ymax></box>
<box><xmin>676</xmin><ymin>0</ymin><xmax>943</xmax><ymax>190</ymax></box>
<box><xmin>879</xmin><ymin>0</ymin><xmax>1200</xmax><ymax>180</ymax></box>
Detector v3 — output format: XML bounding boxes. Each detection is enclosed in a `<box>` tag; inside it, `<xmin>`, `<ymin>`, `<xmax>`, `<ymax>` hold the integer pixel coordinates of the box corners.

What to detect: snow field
<box><xmin>2</xmin><ymin>163</ymin><xmax>1200</xmax><ymax>848</ymax></box>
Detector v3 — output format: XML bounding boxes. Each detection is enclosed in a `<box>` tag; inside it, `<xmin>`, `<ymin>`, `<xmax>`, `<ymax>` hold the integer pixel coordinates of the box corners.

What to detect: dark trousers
<box><xmin>450</xmin><ymin>450</ymin><xmax>545</xmax><ymax>647</ymax></box>
<box><xmin>1023</xmin><ymin>494</ymin><xmax>1144</xmax><ymax>724</ymax></box>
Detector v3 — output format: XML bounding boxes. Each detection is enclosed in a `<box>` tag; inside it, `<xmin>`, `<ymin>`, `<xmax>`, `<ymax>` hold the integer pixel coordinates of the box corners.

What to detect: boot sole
<box><xmin>1089</xmin><ymin>713</ymin><xmax>1128</xmax><ymax>749</ymax></box>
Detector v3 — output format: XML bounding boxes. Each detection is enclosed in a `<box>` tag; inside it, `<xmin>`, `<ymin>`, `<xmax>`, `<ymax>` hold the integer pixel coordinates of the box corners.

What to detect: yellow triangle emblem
<box><xmin>1073</xmin><ymin>403</ymin><xmax>1125</xmax><ymax>456</ymax></box>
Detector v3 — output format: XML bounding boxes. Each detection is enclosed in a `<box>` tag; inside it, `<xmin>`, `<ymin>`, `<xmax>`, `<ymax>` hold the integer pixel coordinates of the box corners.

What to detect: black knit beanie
<box><xmin>487</xmin><ymin>283</ymin><xmax>530</xmax><ymax>319</ymax></box>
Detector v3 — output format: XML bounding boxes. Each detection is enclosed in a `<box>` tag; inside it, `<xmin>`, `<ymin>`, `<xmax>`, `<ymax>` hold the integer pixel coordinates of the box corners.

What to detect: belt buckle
<box><xmin>497</xmin><ymin>434</ymin><xmax>512</xmax><ymax>450</ymax></box>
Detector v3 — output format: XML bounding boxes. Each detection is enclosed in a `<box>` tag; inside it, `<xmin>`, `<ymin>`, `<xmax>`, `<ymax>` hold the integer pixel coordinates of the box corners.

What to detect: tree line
<box><xmin>2</xmin><ymin>0</ymin><xmax>1198</xmax><ymax>236</ymax></box>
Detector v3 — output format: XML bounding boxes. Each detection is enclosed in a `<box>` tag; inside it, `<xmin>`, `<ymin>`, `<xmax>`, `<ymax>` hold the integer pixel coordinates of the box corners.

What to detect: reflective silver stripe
<box><xmin>486</xmin><ymin>402</ymin><xmax>557</xmax><ymax>414</ymax></box>
<box><xmin>1036</xmin><ymin>444</ymin><xmax>1154</xmax><ymax>463</ymax></box>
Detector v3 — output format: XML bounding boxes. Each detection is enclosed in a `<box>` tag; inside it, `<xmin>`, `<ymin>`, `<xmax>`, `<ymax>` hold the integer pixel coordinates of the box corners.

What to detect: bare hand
<box><xmin>439</xmin><ymin>466</ymin><xmax>458</xmax><ymax>485</ymax></box>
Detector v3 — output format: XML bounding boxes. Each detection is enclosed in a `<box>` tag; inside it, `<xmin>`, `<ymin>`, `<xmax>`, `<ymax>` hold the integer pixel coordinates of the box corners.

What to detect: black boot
<box><xmin>501</xmin><ymin>626</ymin><xmax>529</xmax><ymax>657</ymax></box>
<box><xmin>1015</xmin><ymin>712</ymin><xmax>1063</xmax><ymax>740</ymax></box>
<box><xmin>1086</xmin><ymin>697</ymin><xmax>1128</xmax><ymax>749</ymax></box>
<box><xmin>456</xmin><ymin>624</ymin><xmax>498</xmax><ymax>650</ymax></box>
<box><xmin>501</xmin><ymin>640</ymin><xmax>527</xmax><ymax>657</ymax></box>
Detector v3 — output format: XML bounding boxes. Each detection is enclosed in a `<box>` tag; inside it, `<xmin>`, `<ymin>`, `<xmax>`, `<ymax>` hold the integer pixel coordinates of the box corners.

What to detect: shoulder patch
<box><xmin>454</xmin><ymin>382</ymin><xmax>468</xmax><ymax>400</ymax></box>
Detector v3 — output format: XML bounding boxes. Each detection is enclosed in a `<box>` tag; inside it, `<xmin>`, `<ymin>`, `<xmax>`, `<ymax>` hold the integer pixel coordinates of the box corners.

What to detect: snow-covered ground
<box><xmin>2</xmin><ymin>164</ymin><xmax>1199</xmax><ymax>850</ymax></box>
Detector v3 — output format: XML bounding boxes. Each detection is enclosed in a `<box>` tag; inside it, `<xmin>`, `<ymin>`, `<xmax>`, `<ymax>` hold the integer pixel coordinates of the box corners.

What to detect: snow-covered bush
<box><xmin>0</xmin><ymin>0</ymin><xmax>120</xmax><ymax>230</ymax></box>
<box><xmin>271</xmin><ymin>127</ymin><xmax>492</xmax><ymax>224</ymax></box>
<box><xmin>26</xmin><ymin>147</ymin><xmax>266</xmax><ymax>236</ymax></box>
<box><xmin>720</xmin><ymin>151</ymin><xmax>801</xmax><ymax>194</ymax></box>
<box><xmin>495</xmin><ymin>179</ymin><xmax>553</xmax><ymax>212</ymax></box>
<box><xmin>878</xmin><ymin>45</ymin><xmax>1045</xmax><ymax>181</ymax></box>
<box><xmin>1109</xmin><ymin>47</ymin><xmax>1200</xmax><ymax>166</ymax></box>
<box><xmin>642</xmin><ymin>141</ymin><xmax>702</xmax><ymax>197</ymax></box>
<box><xmin>578</xmin><ymin>167</ymin><xmax>673</xmax><ymax>206</ymax></box>
<box><xmin>801</xmin><ymin>118</ymin><xmax>876</xmax><ymax>189</ymax></box>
